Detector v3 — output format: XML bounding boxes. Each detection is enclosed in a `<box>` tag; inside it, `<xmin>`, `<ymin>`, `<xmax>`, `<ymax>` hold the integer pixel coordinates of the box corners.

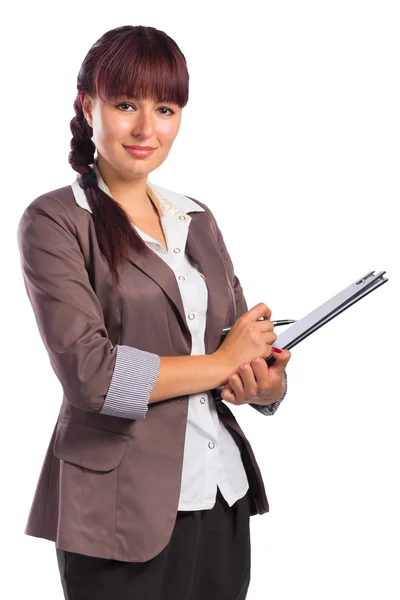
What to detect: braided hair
<box><xmin>68</xmin><ymin>25</ymin><xmax>189</xmax><ymax>288</ymax></box>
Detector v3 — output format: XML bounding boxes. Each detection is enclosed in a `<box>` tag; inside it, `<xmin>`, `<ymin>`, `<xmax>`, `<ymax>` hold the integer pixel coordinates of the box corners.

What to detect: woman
<box><xmin>17</xmin><ymin>24</ymin><xmax>291</xmax><ymax>600</ymax></box>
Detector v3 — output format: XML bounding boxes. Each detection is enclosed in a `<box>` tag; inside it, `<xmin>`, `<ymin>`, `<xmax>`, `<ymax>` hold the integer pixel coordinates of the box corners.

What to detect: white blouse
<box><xmin>70</xmin><ymin>160</ymin><xmax>287</xmax><ymax>510</ymax></box>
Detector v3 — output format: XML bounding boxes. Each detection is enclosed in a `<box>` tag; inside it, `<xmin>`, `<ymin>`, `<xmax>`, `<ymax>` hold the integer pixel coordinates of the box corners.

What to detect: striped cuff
<box><xmin>100</xmin><ymin>345</ymin><xmax>161</xmax><ymax>419</ymax></box>
<box><xmin>249</xmin><ymin>370</ymin><xmax>288</xmax><ymax>416</ymax></box>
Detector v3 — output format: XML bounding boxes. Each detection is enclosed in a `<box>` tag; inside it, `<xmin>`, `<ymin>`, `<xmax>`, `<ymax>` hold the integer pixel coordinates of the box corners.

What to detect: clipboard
<box><xmin>213</xmin><ymin>270</ymin><xmax>388</xmax><ymax>404</ymax></box>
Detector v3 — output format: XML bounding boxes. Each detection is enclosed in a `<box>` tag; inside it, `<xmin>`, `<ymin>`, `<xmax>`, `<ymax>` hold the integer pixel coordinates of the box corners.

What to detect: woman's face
<box><xmin>81</xmin><ymin>93</ymin><xmax>182</xmax><ymax>179</ymax></box>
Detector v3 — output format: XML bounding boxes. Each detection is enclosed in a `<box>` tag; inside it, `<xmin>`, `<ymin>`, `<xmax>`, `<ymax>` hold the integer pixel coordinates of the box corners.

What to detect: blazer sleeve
<box><xmin>206</xmin><ymin>205</ymin><xmax>288</xmax><ymax>416</ymax></box>
<box><xmin>16</xmin><ymin>197</ymin><xmax>160</xmax><ymax>419</ymax></box>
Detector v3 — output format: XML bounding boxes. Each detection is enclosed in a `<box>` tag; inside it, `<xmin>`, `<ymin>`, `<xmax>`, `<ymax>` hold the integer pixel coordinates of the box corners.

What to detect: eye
<box><xmin>117</xmin><ymin>102</ymin><xmax>134</xmax><ymax>111</ymax></box>
<box><xmin>116</xmin><ymin>103</ymin><xmax>175</xmax><ymax>115</ymax></box>
<box><xmin>158</xmin><ymin>106</ymin><xmax>175</xmax><ymax>115</ymax></box>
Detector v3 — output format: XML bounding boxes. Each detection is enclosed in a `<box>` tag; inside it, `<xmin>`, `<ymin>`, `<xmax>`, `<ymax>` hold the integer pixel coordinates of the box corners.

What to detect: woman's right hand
<box><xmin>214</xmin><ymin>303</ymin><xmax>278</xmax><ymax>374</ymax></box>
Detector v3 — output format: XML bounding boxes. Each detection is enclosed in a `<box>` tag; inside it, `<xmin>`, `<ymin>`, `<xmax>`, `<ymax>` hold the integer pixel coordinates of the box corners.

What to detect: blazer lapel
<box><xmin>123</xmin><ymin>211</ymin><xmax>230</xmax><ymax>355</ymax></box>
<box><xmin>185</xmin><ymin>214</ymin><xmax>230</xmax><ymax>355</ymax></box>
<box><xmin>124</xmin><ymin>241</ymin><xmax>190</xmax><ymax>342</ymax></box>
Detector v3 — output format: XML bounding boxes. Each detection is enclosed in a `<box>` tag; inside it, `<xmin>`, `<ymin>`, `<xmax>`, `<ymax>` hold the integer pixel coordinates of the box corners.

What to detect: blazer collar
<box><xmin>70</xmin><ymin>160</ymin><xmax>205</xmax><ymax>218</ymax></box>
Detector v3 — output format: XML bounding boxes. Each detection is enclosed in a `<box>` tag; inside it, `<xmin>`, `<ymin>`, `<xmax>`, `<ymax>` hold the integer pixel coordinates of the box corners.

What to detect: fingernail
<box><xmin>272</xmin><ymin>347</ymin><xmax>282</xmax><ymax>353</ymax></box>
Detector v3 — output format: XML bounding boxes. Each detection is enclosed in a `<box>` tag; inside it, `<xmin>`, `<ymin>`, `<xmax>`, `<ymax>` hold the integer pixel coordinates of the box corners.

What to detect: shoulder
<box><xmin>17</xmin><ymin>184</ymin><xmax>90</xmax><ymax>232</ymax></box>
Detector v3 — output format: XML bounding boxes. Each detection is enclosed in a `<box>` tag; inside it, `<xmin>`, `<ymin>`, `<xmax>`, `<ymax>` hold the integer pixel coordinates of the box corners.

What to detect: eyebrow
<box><xmin>119</xmin><ymin>96</ymin><xmax>178</xmax><ymax>105</ymax></box>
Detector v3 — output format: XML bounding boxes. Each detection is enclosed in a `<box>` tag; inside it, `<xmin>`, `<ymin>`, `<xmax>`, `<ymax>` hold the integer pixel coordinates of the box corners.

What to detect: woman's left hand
<box><xmin>220</xmin><ymin>348</ymin><xmax>291</xmax><ymax>406</ymax></box>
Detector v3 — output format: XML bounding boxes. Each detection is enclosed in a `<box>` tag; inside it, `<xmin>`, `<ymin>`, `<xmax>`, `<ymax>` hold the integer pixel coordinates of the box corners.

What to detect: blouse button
<box><xmin>188</xmin><ymin>313</ymin><xmax>195</xmax><ymax>320</ymax></box>
<box><xmin>200</xmin><ymin>397</ymin><xmax>206</xmax><ymax>404</ymax></box>
<box><xmin>178</xmin><ymin>275</ymin><xmax>185</xmax><ymax>281</ymax></box>
<box><xmin>173</xmin><ymin>248</ymin><xmax>180</xmax><ymax>253</ymax></box>
<box><xmin>208</xmin><ymin>441</ymin><xmax>216</xmax><ymax>449</ymax></box>
<box><xmin>179</xmin><ymin>215</ymin><xmax>186</xmax><ymax>221</ymax></box>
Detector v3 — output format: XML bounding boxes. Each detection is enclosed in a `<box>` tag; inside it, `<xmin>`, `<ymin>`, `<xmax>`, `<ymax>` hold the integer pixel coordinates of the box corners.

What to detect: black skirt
<box><xmin>56</xmin><ymin>486</ymin><xmax>251</xmax><ymax>600</ymax></box>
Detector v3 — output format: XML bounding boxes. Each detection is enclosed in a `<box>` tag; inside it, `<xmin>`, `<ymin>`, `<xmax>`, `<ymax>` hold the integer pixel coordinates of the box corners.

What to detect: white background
<box><xmin>1</xmin><ymin>1</ymin><xmax>399</xmax><ymax>598</ymax></box>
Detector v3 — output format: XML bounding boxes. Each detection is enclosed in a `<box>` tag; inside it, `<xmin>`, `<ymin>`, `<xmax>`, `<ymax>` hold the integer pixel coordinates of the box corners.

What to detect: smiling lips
<box><xmin>124</xmin><ymin>145</ymin><xmax>156</xmax><ymax>157</ymax></box>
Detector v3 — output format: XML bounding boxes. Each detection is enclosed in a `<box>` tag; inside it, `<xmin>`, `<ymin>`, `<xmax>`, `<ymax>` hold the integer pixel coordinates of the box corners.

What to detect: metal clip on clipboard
<box><xmin>213</xmin><ymin>270</ymin><xmax>388</xmax><ymax>405</ymax></box>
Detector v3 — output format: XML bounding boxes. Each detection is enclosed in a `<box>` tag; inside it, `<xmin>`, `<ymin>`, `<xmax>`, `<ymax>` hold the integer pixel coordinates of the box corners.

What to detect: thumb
<box><xmin>271</xmin><ymin>347</ymin><xmax>291</xmax><ymax>368</ymax></box>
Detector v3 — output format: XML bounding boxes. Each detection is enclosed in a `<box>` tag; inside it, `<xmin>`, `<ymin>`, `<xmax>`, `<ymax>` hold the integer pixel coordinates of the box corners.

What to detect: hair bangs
<box><xmin>94</xmin><ymin>31</ymin><xmax>189</xmax><ymax>108</ymax></box>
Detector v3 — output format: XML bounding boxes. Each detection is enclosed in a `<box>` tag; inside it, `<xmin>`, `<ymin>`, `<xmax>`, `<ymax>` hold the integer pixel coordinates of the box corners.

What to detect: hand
<box><xmin>220</xmin><ymin>347</ymin><xmax>291</xmax><ymax>406</ymax></box>
<box><xmin>215</xmin><ymin>304</ymin><xmax>278</xmax><ymax>372</ymax></box>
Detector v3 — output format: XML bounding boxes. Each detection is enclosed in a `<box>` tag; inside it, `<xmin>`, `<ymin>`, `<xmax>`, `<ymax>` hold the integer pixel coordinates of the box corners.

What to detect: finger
<box><xmin>272</xmin><ymin>348</ymin><xmax>291</xmax><ymax>360</ymax></box>
<box><xmin>238</xmin><ymin>363</ymin><xmax>259</xmax><ymax>399</ymax></box>
<box><xmin>247</xmin><ymin>303</ymin><xmax>272</xmax><ymax>323</ymax></box>
<box><xmin>221</xmin><ymin>381</ymin><xmax>233</xmax><ymax>396</ymax></box>
<box><xmin>250</xmin><ymin>356</ymin><xmax>270</xmax><ymax>390</ymax></box>
<box><xmin>269</xmin><ymin>348</ymin><xmax>291</xmax><ymax>372</ymax></box>
<box><xmin>220</xmin><ymin>386</ymin><xmax>235</xmax><ymax>403</ymax></box>
<box><xmin>227</xmin><ymin>372</ymin><xmax>246</xmax><ymax>404</ymax></box>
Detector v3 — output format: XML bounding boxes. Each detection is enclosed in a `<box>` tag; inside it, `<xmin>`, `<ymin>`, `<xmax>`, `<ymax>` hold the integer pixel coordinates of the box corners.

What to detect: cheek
<box><xmin>95</xmin><ymin>114</ymin><xmax>131</xmax><ymax>143</ymax></box>
<box><xmin>156</xmin><ymin>120</ymin><xmax>180</xmax><ymax>145</ymax></box>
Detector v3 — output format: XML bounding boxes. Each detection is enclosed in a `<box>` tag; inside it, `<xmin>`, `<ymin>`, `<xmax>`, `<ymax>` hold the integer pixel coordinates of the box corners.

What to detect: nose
<box><xmin>131</xmin><ymin>108</ymin><xmax>155</xmax><ymax>140</ymax></box>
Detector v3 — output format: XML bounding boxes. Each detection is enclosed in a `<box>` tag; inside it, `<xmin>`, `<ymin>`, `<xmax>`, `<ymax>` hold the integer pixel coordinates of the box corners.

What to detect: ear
<box><xmin>81</xmin><ymin>93</ymin><xmax>94</xmax><ymax>128</ymax></box>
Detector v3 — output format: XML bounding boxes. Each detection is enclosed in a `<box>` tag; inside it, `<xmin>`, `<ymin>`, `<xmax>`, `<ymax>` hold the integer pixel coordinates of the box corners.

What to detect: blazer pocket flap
<box><xmin>53</xmin><ymin>418</ymin><xmax>130</xmax><ymax>472</ymax></box>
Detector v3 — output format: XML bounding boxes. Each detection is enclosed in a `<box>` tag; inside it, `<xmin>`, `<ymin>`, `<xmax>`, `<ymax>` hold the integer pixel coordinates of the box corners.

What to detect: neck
<box><xmin>95</xmin><ymin>155</ymin><xmax>156</xmax><ymax>219</ymax></box>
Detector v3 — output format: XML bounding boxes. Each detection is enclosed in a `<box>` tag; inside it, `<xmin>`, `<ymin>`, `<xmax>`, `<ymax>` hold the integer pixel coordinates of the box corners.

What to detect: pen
<box><xmin>221</xmin><ymin>319</ymin><xmax>296</xmax><ymax>335</ymax></box>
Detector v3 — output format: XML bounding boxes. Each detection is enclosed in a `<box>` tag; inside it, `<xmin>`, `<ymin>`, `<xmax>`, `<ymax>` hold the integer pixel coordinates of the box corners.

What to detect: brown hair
<box><xmin>68</xmin><ymin>25</ymin><xmax>189</xmax><ymax>288</ymax></box>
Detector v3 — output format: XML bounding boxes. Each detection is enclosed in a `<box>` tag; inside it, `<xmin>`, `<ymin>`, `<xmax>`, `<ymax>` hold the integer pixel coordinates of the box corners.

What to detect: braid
<box><xmin>66</xmin><ymin>92</ymin><xmax>151</xmax><ymax>289</ymax></box>
<box><xmin>68</xmin><ymin>95</ymin><xmax>97</xmax><ymax>189</ymax></box>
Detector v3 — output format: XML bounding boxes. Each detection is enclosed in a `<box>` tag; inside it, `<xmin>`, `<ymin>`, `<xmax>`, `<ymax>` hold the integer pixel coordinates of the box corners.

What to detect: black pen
<box><xmin>221</xmin><ymin>319</ymin><xmax>296</xmax><ymax>335</ymax></box>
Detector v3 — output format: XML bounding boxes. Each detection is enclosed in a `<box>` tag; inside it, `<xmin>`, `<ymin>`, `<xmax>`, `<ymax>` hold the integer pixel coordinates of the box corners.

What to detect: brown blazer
<box><xmin>17</xmin><ymin>183</ymin><xmax>274</xmax><ymax>563</ymax></box>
